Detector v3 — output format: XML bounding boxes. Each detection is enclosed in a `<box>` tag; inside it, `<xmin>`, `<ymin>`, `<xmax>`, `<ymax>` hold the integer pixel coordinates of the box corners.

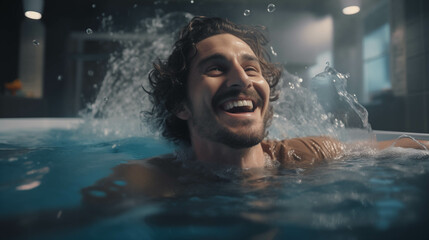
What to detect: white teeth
<box><xmin>223</xmin><ymin>100</ymin><xmax>253</xmax><ymax>111</ymax></box>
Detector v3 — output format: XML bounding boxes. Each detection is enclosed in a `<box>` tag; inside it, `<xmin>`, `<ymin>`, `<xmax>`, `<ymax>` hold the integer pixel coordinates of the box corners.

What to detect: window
<box><xmin>362</xmin><ymin>0</ymin><xmax>391</xmax><ymax>103</ymax></box>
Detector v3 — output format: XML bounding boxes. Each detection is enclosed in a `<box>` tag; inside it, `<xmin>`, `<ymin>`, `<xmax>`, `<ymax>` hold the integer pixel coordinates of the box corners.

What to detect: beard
<box><xmin>189</xmin><ymin>103</ymin><xmax>272</xmax><ymax>149</ymax></box>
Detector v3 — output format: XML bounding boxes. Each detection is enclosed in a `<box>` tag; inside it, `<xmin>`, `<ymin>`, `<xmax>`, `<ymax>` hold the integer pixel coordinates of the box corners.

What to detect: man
<box><xmin>82</xmin><ymin>16</ymin><xmax>428</xmax><ymax>202</ymax></box>
<box><xmin>144</xmin><ymin>16</ymin><xmax>428</xmax><ymax>167</ymax></box>
<box><xmin>144</xmin><ymin>16</ymin><xmax>347</xmax><ymax>169</ymax></box>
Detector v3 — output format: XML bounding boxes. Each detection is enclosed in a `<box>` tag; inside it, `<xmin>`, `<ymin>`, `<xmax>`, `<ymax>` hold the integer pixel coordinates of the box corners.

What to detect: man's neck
<box><xmin>189</xmin><ymin>135</ymin><xmax>266</xmax><ymax>169</ymax></box>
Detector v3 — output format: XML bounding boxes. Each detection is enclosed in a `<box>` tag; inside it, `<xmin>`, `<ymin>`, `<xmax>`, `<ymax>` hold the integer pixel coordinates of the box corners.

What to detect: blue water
<box><xmin>0</xmin><ymin>129</ymin><xmax>172</xmax><ymax>215</ymax></box>
<box><xmin>1</xmin><ymin>127</ymin><xmax>429</xmax><ymax>239</ymax></box>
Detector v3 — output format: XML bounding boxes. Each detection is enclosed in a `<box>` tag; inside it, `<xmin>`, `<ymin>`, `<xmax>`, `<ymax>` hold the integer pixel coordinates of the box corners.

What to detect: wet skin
<box><xmin>176</xmin><ymin>33</ymin><xmax>271</xmax><ymax>168</ymax></box>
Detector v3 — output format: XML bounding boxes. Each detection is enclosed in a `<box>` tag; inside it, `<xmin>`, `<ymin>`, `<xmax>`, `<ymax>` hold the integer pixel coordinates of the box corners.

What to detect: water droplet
<box><xmin>86</xmin><ymin>28</ymin><xmax>93</xmax><ymax>34</ymax></box>
<box><xmin>32</xmin><ymin>40</ymin><xmax>40</xmax><ymax>46</ymax></box>
<box><xmin>345</xmin><ymin>73</ymin><xmax>350</xmax><ymax>78</ymax></box>
<box><xmin>270</xmin><ymin>46</ymin><xmax>278</xmax><ymax>56</ymax></box>
<box><xmin>93</xmin><ymin>83</ymin><xmax>98</xmax><ymax>89</ymax></box>
<box><xmin>88</xmin><ymin>70</ymin><xmax>94</xmax><ymax>76</ymax></box>
<box><xmin>57</xmin><ymin>75</ymin><xmax>63</xmax><ymax>81</ymax></box>
<box><xmin>133</xmin><ymin>3</ymin><xmax>138</xmax><ymax>8</ymax></box>
<box><xmin>304</xmin><ymin>66</ymin><xmax>308</xmax><ymax>69</ymax></box>
<box><xmin>104</xmin><ymin>97</ymin><xmax>109</xmax><ymax>102</ymax></box>
<box><xmin>112</xmin><ymin>144</ymin><xmax>117</xmax><ymax>149</ymax></box>
<box><xmin>267</xmin><ymin>3</ymin><xmax>276</xmax><ymax>13</ymax></box>
<box><xmin>57</xmin><ymin>210</ymin><xmax>62</xmax><ymax>219</ymax></box>
<box><xmin>8</xmin><ymin>157</ymin><xmax>18</xmax><ymax>162</ymax></box>
<box><xmin>243</xmin><ymin>9</ymin><xmax>251</xmax><ymax>16</ymax></box>
<box><xmin>190</xmin><ymin>0</ymin><xmax>194</xmax><ymax>3</ymax></box>
<box><xmin>298</xmin><ymin>78</ymin><xmax>303</xmax><ymax>83</ymax></box>
<box><xmin>92</xmin><ymin>3</ymin><xmax>96</xmax><ymax>8</ymax></box>
<box><xmin>326</xmin><ymin>61</ymin><xmax>330</xmax><ymax>67</ymax></box>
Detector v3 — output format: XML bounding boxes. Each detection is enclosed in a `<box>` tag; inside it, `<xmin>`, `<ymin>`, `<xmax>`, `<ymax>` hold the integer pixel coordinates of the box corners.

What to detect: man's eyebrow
<box><xmin>241</xmin><ymin>54</ymin><xmax>259</xmax><ymax>63</ymax></box>
<box><xmin>196</xmin><ymin>54</ymin><xmax>227</xmax><ymax>69</ymax></box>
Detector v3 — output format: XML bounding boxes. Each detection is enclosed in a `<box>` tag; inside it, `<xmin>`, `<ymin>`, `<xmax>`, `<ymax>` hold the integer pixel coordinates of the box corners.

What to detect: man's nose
<box><xmin>226</xmin><ymin>63</ymin><xmax>252</xmax><ymax>88</ymax></box>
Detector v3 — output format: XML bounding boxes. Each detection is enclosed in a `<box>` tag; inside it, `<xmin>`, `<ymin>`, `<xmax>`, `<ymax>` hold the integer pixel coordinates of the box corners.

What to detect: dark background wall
<box><xmin>365</xmin><ymin>0</ymin><xmax>429</xmax><ymax>133</ymax></box>
<box><xmin>0</xmin><ymin>0</ymin><xmax>428</xmax><ymax>133</ymax></box>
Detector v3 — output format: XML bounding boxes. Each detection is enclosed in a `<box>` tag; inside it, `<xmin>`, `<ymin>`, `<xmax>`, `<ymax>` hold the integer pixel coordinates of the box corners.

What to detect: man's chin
<box><xmin>215</xmin><ymin>129</ymin><xmax>265</xmax><ymax>149</ymax></box>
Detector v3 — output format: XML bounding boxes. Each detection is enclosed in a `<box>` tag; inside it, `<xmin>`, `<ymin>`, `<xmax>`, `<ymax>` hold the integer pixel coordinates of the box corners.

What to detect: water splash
<box><xmin>269</xmin><ymin>66</ymin><xmax>372</xmax><ymax>142</ymax></box>
<box><xmin>81</xmin><ymin>12</ymin><xmax>371</xmax><ymax>143</ymax></box>
<box><xmin>243</xmin><ymin>9</ymin><xmax>251</xmax><ymax>16</ymax></box>
<box><xmin>79</xmin><ymin>12</ymin><xmax>194</xmax><ymax>138</ymax></box>
<box><xmin>309</xmin><ymin>66</ymin><xmax>370</xmax><ymax>130</ymax></box>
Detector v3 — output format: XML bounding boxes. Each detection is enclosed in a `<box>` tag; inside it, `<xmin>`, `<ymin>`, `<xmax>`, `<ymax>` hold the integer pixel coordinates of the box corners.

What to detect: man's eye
<box><xmin>206</xmin><ymin>66</ymin><xmax>223</xmax><ymax>74</ymax></box>
<box><xmin>245</xmin><ymin>66</ymin><xmax>259</xmax><ymax>74</ymax></box>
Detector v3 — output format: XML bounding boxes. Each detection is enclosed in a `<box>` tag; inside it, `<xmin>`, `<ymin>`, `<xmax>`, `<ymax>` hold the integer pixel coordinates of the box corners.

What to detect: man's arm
<box><xmin>376</xmin><ymin>138</ymin><xmax>429</xmax><ymax>150</ymax></box>
<box><xmin>266</xmin><ymin>135</ymin><xmax>428</xmax><ymax>167</ymax></box>
<box><xmin>81</xmin><ymin>154</ymin><xmax>179</xmax><ymax>207</ymax></box>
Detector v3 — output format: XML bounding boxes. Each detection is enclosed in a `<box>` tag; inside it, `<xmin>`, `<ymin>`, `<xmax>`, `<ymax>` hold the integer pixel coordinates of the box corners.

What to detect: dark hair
<box><xmin>145</xmin><ymin>16</ymin><xmax>282</xmax><ymax>145</ymax></box>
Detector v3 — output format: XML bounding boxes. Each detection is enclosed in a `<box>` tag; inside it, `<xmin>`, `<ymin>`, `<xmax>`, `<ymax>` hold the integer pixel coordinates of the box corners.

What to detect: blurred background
<box><xmin>0</xmin><ymin>0</ymin><xmax>428</xmax><ymax>133</ymax></box>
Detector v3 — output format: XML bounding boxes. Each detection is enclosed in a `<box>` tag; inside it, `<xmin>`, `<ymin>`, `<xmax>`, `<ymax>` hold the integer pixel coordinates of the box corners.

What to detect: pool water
<box><xmin>1</xmin><ymin>121</ymin><xmax>429</xmax><ymax>239</ymax></box>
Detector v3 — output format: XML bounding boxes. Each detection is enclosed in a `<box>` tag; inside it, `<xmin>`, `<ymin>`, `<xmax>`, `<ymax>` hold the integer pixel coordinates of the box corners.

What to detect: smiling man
<box><xmin>176</xmin><ymin>34</ymin><xmax>273</xmax><ymax>168</ymax></box>
<box><xmin>144</xmin><ymin>16</ymin><xmax>429</xmax><ymax>170</ymax></box>
<box><xmin>145</xmin><ymin>16</ymin><xmax>346</xmax><ymax>169</ymax></box>
<box><xmin>80</xmin><ymin>16</ymin><xmax>429</xmax><ymax>203</ymax></box>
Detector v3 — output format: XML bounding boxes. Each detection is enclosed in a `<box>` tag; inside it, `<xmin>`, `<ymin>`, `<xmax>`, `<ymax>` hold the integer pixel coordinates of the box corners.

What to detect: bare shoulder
<box><xmin>262</xmin><ymin>136</ymin><xmax>344</xmax><ymax>166</ymax></box>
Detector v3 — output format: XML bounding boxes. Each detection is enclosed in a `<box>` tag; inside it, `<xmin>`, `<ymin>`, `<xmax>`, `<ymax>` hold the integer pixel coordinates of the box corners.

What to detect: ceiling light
<box><xmin>24</xmin><ymin>11</ymin><xmax>42</xmax><ymax>20</ymax></box>
<box><xmin>23</xmin><ymin>0</ymin><xmax>44</xmax><ymax>20</ymax></box>
<box><xmin>341</xmin><ymin>0</ymin><xmax>361</xmax><ymax>15</ymax></box>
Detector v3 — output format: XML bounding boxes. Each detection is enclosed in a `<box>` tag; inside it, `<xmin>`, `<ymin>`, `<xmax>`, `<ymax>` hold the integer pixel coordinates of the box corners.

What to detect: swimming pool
<box><xmin>1</xmin><ymin>118</ymin><xmax>428</xmax><ymax>239</ymax></box>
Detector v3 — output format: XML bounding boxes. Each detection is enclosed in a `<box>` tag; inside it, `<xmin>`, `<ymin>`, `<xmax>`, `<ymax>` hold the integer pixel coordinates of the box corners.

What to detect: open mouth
<box><xmin>221</xmin><ymin>99</ymin><xmax>256</xmax><ymax>114</ymax></box>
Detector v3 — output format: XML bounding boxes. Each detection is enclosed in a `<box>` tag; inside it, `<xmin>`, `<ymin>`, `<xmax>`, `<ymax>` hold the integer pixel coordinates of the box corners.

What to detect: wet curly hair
<box><xmin>145</xmin><ymin>16</ymin><xmax>282</xmax><ymax>145</ymax></box>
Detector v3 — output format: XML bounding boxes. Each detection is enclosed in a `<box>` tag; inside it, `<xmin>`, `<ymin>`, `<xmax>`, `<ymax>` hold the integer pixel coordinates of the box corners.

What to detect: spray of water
<box><xmin>80</xmin><ymin>12</ymin><xmax>372</xmax><ymax>143</ymax></box>
<box><xmin>269</xmin><ymin>65</ymin><xmax>372</xmax><ymax>142</ymax></box>
<box><xmin>78</xmin><ymin>12</ymin><xmax>193</xmax><ymax>139</ymax></box>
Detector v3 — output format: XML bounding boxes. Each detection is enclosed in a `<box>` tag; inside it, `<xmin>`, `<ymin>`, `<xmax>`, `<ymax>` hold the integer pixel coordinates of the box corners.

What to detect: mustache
<box><xmin>212</xmin><ymin>88</ymin><xmax>263</xmax><ymax>108</ymax></box>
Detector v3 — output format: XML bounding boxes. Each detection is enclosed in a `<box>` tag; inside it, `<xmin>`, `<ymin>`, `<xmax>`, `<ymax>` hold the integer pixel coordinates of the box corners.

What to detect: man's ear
<box><xmin>175</xmin><ymin>104</ymin><xmax>191</xmax><ymax>120</ymax></box>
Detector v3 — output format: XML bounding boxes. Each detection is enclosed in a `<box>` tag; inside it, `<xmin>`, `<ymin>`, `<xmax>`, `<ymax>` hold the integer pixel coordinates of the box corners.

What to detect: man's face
<box><xmin>178</xmin><ymin>33</ymin><xmax>271</xmax><ymax>149</ymax></box>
